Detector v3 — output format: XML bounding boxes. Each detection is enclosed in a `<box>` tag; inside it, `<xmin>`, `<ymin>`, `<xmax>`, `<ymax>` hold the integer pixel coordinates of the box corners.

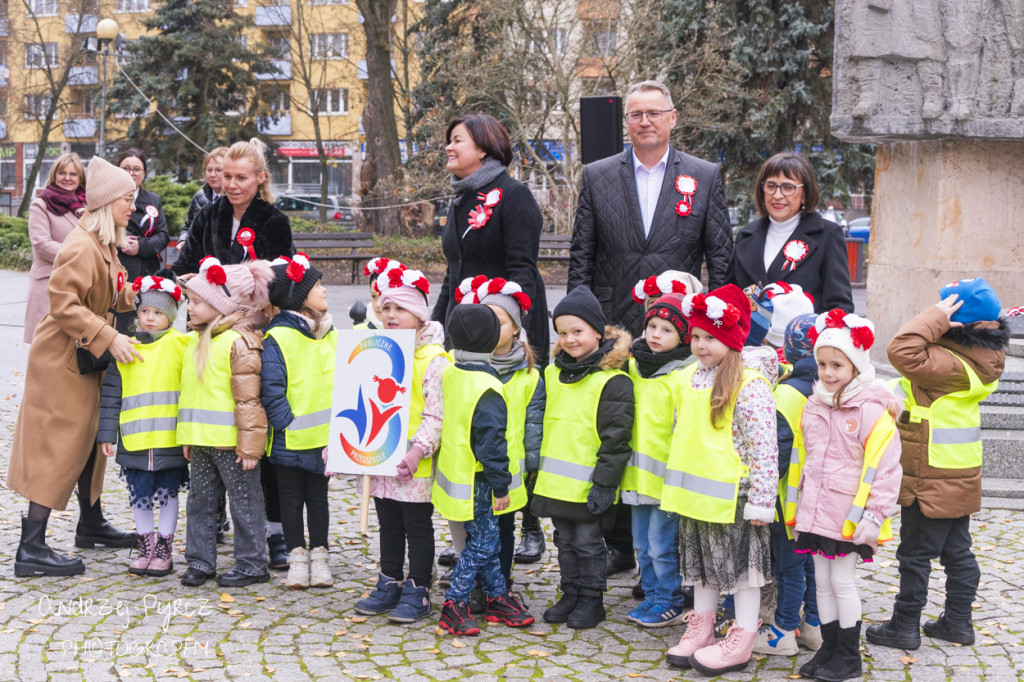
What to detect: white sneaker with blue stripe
<box><xmin>752</xmin><ymin>618</ymin><xmax>798</xmax><ymax>656</ymax></box>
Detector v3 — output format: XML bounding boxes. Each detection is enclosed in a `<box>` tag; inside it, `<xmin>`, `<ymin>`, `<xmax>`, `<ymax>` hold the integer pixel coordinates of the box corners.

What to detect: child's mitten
<box><xmin>851</xmin><ymin>519</ymin><xmax>881</xmax><ymax>547</ymax></box>
<box><xmin>395</xmin><ymin>445</ymin><xmax>426</xmax><ymax>482</ymax></box>
<box><xmin>586</xmin><ymin>484</ymin><xmax>617</xmax><ymax>516</ymax></box>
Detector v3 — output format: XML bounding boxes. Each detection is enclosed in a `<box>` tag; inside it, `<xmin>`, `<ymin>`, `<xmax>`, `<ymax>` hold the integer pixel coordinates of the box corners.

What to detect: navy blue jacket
<box><xmin>261</xmin><ymin>311</ymin><xmax>332</xmax><ymax>474</ymax></box>
<box><xmin>777</xmin><ymin>355</ymin><xmax>817</xmax><ymax>479</ymax></box>
<box><xmin>457</xmin><ymin>362</ymin><xmax>512</xmax><ymax>498</ymax></box>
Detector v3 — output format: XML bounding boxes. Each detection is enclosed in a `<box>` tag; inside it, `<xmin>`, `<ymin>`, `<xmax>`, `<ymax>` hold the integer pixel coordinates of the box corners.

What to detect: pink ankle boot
<box><xmin>690</xmin><ymin>619</ymin><xmax>761</xmax><ymax>676</ymax></box>
<box><xmin>146</xmin><ymin>533</ymin><xmax>174</xmax><ymax>577</ymax></box>
<box><xmin>128</xmin><ymin>532</ymin><xmax>155</xmax><ymax>575</ymax></box>
<box><xmin>666</xmin><ymin>610</ymin><xmax>716</xmax><ymax>668</ymax></box>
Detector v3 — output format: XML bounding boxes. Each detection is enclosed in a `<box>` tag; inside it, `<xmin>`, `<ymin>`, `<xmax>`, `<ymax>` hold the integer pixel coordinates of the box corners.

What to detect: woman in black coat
<box><xmin>729</xmin><ymin>152</ymin><xmax>854</xmax><ymax>313</ymax></box>
<box><xmin>432</xmin><ymin>113</ymin><xmax>550</xmax><ymax>365</ymax></box>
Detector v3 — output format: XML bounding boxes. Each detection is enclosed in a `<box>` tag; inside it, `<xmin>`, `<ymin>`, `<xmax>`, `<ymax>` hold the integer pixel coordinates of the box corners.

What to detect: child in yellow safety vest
<box><xmin>98</xmin><ymin>272</ymin><xmax>189</xmax><ymax>578</ymax></box>
<box><xmin>351</xmin><ymin>257</ymin><xmax>388</xmax><ymax>330</ymax></box>
<box><xmin>753</xmin><ymin>312</ymin><xmax>822</xmax><ymax>657</ymax></box>
<box><xmin>434</xmin><ymin>304</ymin><xmax>535</xmax><ymax>635</ymax></box>
<box><xmin>177</xmin><ymin>258</ymin><xmax>275</xmax><ymax>589</ymax></box>
<box><xmin>791</xmin><ymin>309</ymin><xmax>903</xmax><ymax>681</ymax></box>
<box><xmin>531</xmin><ymin>285</ymin><xmax>634</xmax><ymax>630</ymax></box>
<box><xmin>868</xmin><ymin>279</ymin><xmax>1006</xmax><ymax>652</ymax></box>
<box><xmin>661</xmin><ymin>284</ymin><xmax>778</xmax><ymax>675</ymax></box>
<box><xmin>353</xmin><ymin>260</ymin><xmax>450</xmax><ymax>624</ymax></box>
<box><xmin>261</xmin><ymin>254</ymin><xmax>335</xmax><ymax>590</ymax></box>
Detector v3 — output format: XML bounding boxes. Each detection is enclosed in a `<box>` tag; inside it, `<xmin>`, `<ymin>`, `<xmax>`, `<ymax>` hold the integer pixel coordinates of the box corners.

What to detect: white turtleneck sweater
<box><xmin>763</xmin><ymin>214</ymin><xmax>801</xmax><ymax>272</ymax></box>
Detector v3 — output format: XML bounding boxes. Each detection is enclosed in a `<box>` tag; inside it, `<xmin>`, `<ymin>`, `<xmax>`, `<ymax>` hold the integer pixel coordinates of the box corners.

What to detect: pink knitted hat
<box><xmin>184</xmin><ymin>257</ymin><xmax>274</xmax><ymax>316</ymax></box>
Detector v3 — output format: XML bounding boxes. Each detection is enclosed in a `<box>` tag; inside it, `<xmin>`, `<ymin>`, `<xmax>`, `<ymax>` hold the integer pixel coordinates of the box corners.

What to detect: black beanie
<box><xmin>270</xmin><ymin>260</ymin><xmax>324</xmax><ymax>311</ymax></box>
<box><xmin>552</xmin><ymin>284</ymin><xmax>606</xmax><ymax>334</ymax></box>
<box><xmin>447</xmin><ymin>304</ymin><xmax>501</xmax><ymax>353</ymax></box>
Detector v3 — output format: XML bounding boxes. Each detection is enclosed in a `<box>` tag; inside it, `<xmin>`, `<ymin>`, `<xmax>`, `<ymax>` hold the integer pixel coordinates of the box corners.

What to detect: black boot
<box><xmin>514</xmin><ymin>511</ymin><xmax>545</xmax><ymax>564</ymax></box>
<box><xmin>865</xmin><ymin>605</ymin><xmax>921</xmax><ymax>649</ymax></box>
<box><xmin>799</xmin><ymin>620</ymin><xmax>838</xmax><ymax>678</ymax></box>
<box><xmin>75</xmin><ymin>493</ymin><xmax>134</xmax><ymax>548</ymax></box>
<box><xmin>815</xmin><ymin>621</ymin><xmax>863</xmax><ymax>681</ymax></box>
<box><xmin>268</xmin><ymin>533</ymin><xmax>289</xmax><ymax>570</ymax></box>
<box><xmin>438</xmin><ymin>543</ymin><xmax>457</xmax><ymax>567</ymax></box>
<box><xmin>543</xmin><ymin>584</ymin><xmax>578</xmax><ymax>623</ymax></box>
<box><xmin>922</xmin><ymin>611</ymin><xmax>975</xmax><ymax>645</ymax></box>
<box><xmin>567</xmin><ymin>588</ymin><xmax>606</xmax><ymax>629</ymax></box>
<box><xmin>15</xmin><ymin>516</ymin><xmax>85</xmax><ymax>577</ymax></box>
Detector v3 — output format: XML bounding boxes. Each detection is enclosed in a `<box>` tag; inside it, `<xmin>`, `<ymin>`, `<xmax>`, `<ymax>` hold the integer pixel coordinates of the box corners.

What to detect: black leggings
<box><xmin>261</xmin><ymin>458</ymin><xmax>282</xmax><ymax>524</ymax></box>
<box><xmin>275</xmin><ymin>465</ymin><xmax>329</xmax><ymax>550</ymax></box>
<box><xmin>373</xmin><ymin>497</ymin><xmax>434</xmax><ymax>586</ymax></box>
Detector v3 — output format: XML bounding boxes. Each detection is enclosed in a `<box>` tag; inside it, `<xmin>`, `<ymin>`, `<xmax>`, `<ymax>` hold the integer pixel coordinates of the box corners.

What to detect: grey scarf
<box><xmin>491</xmin><ymin>341</ymin><xmax>527</xmax><ymax>375</ymax></box>
<box><xmin>450</xmin><ymin>157</ymin><xmax>506</xmax><ymax>195</ymax></box>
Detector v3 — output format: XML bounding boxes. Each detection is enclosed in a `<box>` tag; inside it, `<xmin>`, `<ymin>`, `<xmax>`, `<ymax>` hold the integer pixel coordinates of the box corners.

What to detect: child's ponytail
<box><xmin>710</xmin><ymin>349</ymin><xmax>744</xmax><ymax>428</ymax></box>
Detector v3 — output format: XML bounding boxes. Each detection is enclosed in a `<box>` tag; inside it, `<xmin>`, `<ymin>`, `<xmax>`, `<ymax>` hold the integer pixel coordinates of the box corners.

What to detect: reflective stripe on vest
<box><xmin>409</xmin><ymin>344</ymin><xmax>451</xmax><ymax>478</ymax></box>
<box><xmin>897</xmin><ymin>349</ymin><xmax>997</xmax><ymax>469</ymax></box>
<box><xmin>774</xmin><ymin>383</ymin><xmax>808</xmax><ymax>539</ymax></box>
<box><xmin>432</xmin><ymin>366</ymin><xmax>503</xmax><ymax>522</ymax></box>
<box><xmin>176</xmin><ymin>330</ymin><xmax>240</xmax><ymax>448</ymax></box>
<box><xmin>265</xmin><ymin>326</ymin><xmax>337</xmax><ymax>450</ymax></box>
<box><xmin>659</xmin><ymin>365</ymin><xmax>765</xmax><ymax>523</ymax></box>
<box><xmin>623</xmin><ymin>358</ymin><xmax>681</xmax><ymax>501</ymax></box>
<box><xmin>118</xmin><ymin>329</ymin><xmax>188</xmax><ymax>451</ymax></box>
<box><xmin>500</xmin><ymin>368</ymin><xmax>540</xmax><ymax>514</ymax></box>
<box><xmin>535</xmin><ymin>364</ymin><xmax>624</xmax><ymax>504</ymax></box>
<box><xmin>840</xmin><ymin>413</ymin><xmax>896</xmax><ymax>544</ymax></box>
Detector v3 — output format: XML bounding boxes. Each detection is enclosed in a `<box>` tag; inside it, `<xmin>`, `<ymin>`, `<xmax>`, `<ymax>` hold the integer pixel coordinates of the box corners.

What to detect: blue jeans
<box><xmin>631</xmin><ymin>504</ymin><xmax>683</xmax><ymax>606</ymax></box>
<box><xmin>445</xmin><ymin>477</ymin><xmax>505</xmax><ymax>602</ymax></box>
<box><xmin>771</xmin><ymin>521</ymin><xmax>818</xmax><ymax>630</ymax></box>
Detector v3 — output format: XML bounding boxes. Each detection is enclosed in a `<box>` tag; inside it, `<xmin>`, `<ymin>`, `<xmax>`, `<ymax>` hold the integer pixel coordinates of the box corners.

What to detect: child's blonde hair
<box><xmin>831</xmin><ymin>365</ymin><xmax>860</xmax><ymax>409</ymax></box>
<box><xmin>188</xmin><ymin>290</ymin><xmax>243</xmax><ymax>382</ymax></box>
<box><xmin>710</xmin><ymin>349</ymin><xmax>744</xmax><ymax>429</ymax></box>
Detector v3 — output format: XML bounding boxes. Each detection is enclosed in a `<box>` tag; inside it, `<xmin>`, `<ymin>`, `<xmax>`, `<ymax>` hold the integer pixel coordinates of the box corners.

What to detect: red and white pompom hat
<box><xmin>376</xmin><ymin>259</ymin><xmax>429</xmax><ymax>298</ymax></box>
<box><xmin>364</xmin><ymin>257</ymin><xmax>397</xmax><ymax>295</ymax></box>
<box><xmin>454</xmin><ymin>275</ymin><xmax>532</xmax><ymax>311</ymax></box>
<box><xmin>632</xmin><ymin>270</ymin><xmax>703</xmax><ymax>304</ymax></box>
<box><xmin>133</xmin><ymin>274</ymin><xmax>182</xmax><ymax>302</ymax></box>
<box><xmin>679</xmin><ymin>284</ymin><xmax>751</xmax><ymax>351</ymax></box>
<box><xmin>808</xmin><ymin>308</ymin><xmax>876</xmax><ymax>374</ymax></box>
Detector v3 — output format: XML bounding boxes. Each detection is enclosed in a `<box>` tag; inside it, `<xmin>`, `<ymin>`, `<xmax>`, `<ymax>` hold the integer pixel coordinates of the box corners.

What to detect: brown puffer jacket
<box><xmin>228</xmin><ymin>323</ymin><xmax>268</xmax><ymax>461</ymax></box>
<box><xmin>886</xmin><ymin>306</ymin><xmax>1008</xmax><ymax>519</ymax></box>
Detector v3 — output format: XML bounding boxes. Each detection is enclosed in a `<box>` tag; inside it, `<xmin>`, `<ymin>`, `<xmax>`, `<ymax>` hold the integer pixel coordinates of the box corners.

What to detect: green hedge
<box><xmin>146</xmin><ymin>175</ymin><xmax>201</xmax><ymax>236</ymax></box>
<box><xmin>0</xmin><ymin>215</ymin><xmax>31</xmax><ymax>270</ymax></box>
<box><xmin>372</xmin><ymin>235</ymin><xmax>445</xmax><ymax>267</ymax></box>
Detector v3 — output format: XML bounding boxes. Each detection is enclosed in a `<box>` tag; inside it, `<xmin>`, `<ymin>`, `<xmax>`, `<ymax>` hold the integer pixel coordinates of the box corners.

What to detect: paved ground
<box><xmin>0</xmin><ymin>270</ymin><xmax>1020</xmax><ymax>681</ymax></box>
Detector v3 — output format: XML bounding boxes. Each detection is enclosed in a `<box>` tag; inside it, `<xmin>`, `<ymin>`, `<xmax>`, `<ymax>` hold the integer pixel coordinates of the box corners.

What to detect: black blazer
<box><xmin>729</xmin><ymin>212</ymin><xmax>854</xmax><ymax>314</ymax></box>
<box><xmin>567</xmin><ymin>146</ymin><xmax>734</xmax><ymax>337</ymax></box>
<box><xmin>432</xmin><ymin>170</ymin><xmax>550</xmax><ymax>366</ymax></box>
<box><xmin>117</xmin><ymin>188</ymin><xmax>170</xmax><ymax>282</ymax></box>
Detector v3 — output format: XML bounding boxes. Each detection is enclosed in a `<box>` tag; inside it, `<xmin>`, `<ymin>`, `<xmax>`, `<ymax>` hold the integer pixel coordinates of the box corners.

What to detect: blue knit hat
<box><xmin>784</xmin><ymin>313</ymin><xmax>817</xmax><ymax>365</ymax></box>
<box><xmin>939</xmin><ymin>278</ymin><xmax>1002</xmax><ymax>325</ymax></box>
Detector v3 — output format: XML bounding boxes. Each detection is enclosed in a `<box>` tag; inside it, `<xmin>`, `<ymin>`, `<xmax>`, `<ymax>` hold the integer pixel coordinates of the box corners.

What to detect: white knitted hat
<box><xmin>764</xmin><ymin>282</ymin><xmax>815</xmax><ymax>347</ymax></box>
<box><xmin>810</xmin><ymin>309</ymin><xmax>876</xmax><ymax>375</ymax></box>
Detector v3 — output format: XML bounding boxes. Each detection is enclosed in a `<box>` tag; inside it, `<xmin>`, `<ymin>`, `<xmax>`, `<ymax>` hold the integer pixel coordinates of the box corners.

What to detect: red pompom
<box><xmin>807</xmin><ymin>326</ymin><xmax>820</xmax><ymax>345</ymax></box>
<box><xmin>824</xmin><ymin>308</ymin><xmax>847</xmax><ymax>329</ymax></box>
<box><xmin>487</xmin><ymin>278</ymin><xmax>507</xmax><ymax>294</ymax></box>
<box><xmin>632</xmin><ymin>289</ymin><xmax>644</xmax><ymax>304</ymax></box>
<box><xmin>206</xmin><ymin>264</ymin><xmax>227</xmax><ymax>286</ymax></box>
<box><xmin>671</xmin><ymin>281</ymin><xmax>688</xmax><ymax>294</ymax></box>
<box><xmin>132</xmin><ymin>277</ymin><xmax>143</xmax><ymax>292</ymax></box>
<box><xmin>850</xmin><ymin>325</ymin><xmax>875</xmax><ymax>350</ymax></box>
<box><xmin>643</xmin><ymin>277</ymin><xmax>660</xmax><ymax>296</ymax></box>
<box><xmin>412</xmin><ymin>276</ymin><xmax>430</xmax><ymax>295</ymax></box>
<box><xmin>454</xmin><ymin>288</ymin><xmax>465</xmax><ymax>304</ymax></box>
<box><xmin>387</xmin><ymin>268</ymin><xmax>405</xmax><ymax>289</ymax></box>
<box><xmin>512</xmin><ymin>291</ymin><xmax>532</xmax><ymax>312</ymax></box>
<box><xmin>722</xmin><ymin>304</ymin><xmax>741</xmax><ymax>327</ymax></box>
<box><xmin>470</xmin><ymin>274</ymin><xmax>488</xmax><ymax>291</ymax></box>
<box><xmin>285</xmin><ymin>260</ymin><xmax>305</xmax><ymax>283</ymax></box>
<box><xmin>690</xmin><ymin>293</ymin><xmax>708</xmax><ymax>314</ymax></box>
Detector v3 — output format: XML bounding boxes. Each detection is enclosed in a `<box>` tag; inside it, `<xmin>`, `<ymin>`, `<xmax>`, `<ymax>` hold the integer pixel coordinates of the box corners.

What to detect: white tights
<box><xmin>812</xmin><ymin>553</ymin><xmax>861</xmax><ymax>627</ymax></box>
<box><xmin>132</xmin><ymin>493</ymin><xmax>180</xmax><ymax>537</ymax></box>
<box><xmin>449</xmin><ymin>520</ymin><xmax>466</xmax><ymax>553</ymax></box>
<box><xmin>694</xmin><ymin>584</ymin><xmax>762</xmax><ymax>632</ymax></box>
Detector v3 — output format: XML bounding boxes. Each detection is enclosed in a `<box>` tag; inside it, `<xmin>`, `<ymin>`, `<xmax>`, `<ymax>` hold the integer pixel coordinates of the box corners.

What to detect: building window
<box><xmin>311</xmin><ymin>33</ymin><xmax>348</xmax><ymax>60</ymax></box>
<box><xmin>27</xmin><ymin>0</ymin><xmax>58</xmax><ymax>17</ymax></box>
<box><xmin>70</xmin><ymin>89</ymin><xmax>94</xmax><ymax>117</ymax></box>
<box><xmin>530</xmin><ymin>29</ymin><xmax>567</xmax><ymax>56</ymax></box>
<box><xmin>267</xmin><ymin>35</ymin><xmax>291</xmax><ymax>60</ymax></box>
<box><xmin>23</xmin><ymin>93</ymin><xmax>52</xmax><ymax>120</ymax></box>
<box><xmin>584</xmin><ymin>21</ymin><xmax>616</xmax><ymax>58</ymax></box>
<box><xmin>25</xmin><ymin>43</ymin><xmax>59</xmax><ymax>69</ymax></box>
<box><xmin>265</xmin><ymin>89</ymin><xmax>290</xmax><ymax>112</ymax></box>
<box><xmin>309</xmin><ymin>88</ymin><xmax>348</xmax><ymax>115</ymax></box>
<box><xmin>115</xmin><ymin>0</ymin><xmax>150</xmax><ymax>12</ymax></box>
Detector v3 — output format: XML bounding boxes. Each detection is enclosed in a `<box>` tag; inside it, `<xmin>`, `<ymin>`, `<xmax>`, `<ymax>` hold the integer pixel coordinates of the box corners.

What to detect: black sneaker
<box><xmin>483</xmin><ymin>592</ymin><xmax>535</xmax><ymax>627</ymax></box>
<box><xmin>439</xmin><ymin>600</ymin><xmax>481</xmax><ymax>636</ymax></box>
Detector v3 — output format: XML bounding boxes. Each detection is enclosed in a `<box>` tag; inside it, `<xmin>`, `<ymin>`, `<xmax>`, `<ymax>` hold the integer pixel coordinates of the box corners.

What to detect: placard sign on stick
<box><xmin>327</xmin><ymin>329</ymin><xmax>415</xmax><ymax>477</ymax></box>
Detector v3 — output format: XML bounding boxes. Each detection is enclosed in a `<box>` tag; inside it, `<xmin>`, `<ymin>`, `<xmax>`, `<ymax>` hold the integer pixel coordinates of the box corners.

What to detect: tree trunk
<box><xmin>355</xmin><ymin>0</ymin><xmax>402</xmax><ymax>236</ymax></box>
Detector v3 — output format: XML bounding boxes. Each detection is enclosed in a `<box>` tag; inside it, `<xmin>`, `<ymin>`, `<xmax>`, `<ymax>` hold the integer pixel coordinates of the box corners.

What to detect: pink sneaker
<box><xmin>666</xmin><ymin>610</ymin><xmax>716</xmax><ymax>668</ymax></box>
<box><xmin>690</xmin><ymin>619</ymin><xmax>761</xmax><ymax>676</ymax></box>
<box><xmin>146</xmin><ymin>533</ymin><xmax>174</xmax><ymax>577</ymax></box>
<box><xmin>128</xmin><ymin>532</ymin><xmax>154</xmax><ymax>575</ymax></box>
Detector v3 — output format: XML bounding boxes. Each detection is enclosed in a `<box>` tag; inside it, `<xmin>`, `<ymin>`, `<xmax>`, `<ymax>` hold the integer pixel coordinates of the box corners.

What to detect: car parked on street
<box><xmin>847</xmin><ymin>216</ymin><xmax>870</xmax><ymax>244</ymax></box>
<box><xmin>276</xmin><ymin>194</ymin><xmax>355</xmax><ymax>225</ymax></box>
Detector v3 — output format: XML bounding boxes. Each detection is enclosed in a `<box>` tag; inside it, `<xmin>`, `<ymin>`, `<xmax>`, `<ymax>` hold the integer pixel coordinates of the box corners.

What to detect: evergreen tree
<box><xmin>107</xmin><ymin>0</ymin><xmax>273</xmax><ymax>177</ymax></box>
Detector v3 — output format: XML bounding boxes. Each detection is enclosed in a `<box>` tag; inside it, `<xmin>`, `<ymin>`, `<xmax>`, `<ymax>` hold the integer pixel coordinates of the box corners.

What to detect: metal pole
<box><xmin>98</xmin><ymin>45</ymin><xmax>107</xmax><ymax>158</ymax></box>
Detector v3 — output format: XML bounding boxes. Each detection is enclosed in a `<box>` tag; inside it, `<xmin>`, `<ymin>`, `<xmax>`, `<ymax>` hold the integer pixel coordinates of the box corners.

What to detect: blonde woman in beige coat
<box><xmin>8</xmin><ymin>157</ymin><xmax>143</xmax><ymax>577</ymax></box>
<box><xmin>24</xmin><ymin>153</ymin><xmax>86</xmax><ymax>343</ymax></box>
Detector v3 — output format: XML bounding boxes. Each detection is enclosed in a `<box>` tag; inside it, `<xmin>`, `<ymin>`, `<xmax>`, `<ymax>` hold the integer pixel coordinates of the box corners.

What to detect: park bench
<box><xmin>538</xmin><ymin>233</ymin><xmax>572</xmax><ymax>265</ymax></box>
<box><xmin>292</xmin><ymin>232</ymin><xmax>379</xmax><ymax>283</ymax></box>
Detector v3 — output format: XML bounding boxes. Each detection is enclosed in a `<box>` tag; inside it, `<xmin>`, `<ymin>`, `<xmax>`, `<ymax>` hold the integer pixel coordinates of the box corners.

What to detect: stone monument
<box><xmin>832</xmin><ymin>0</ymin><xmax>1024</xmax><ymax>351</ymax></box>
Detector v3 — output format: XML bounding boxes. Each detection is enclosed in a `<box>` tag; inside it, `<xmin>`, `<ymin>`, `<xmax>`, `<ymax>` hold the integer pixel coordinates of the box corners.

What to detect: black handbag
<box><xmin>76</xmin><ymin>345</ymin><xmax>112</xmax><ymax>374</ymax></box>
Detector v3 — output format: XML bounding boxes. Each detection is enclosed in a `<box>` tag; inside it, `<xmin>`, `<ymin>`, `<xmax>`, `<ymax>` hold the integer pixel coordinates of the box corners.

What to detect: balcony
<box><xmin>64</xmin><ymin>118</ymin><xmax>97</xmax><ymax>138</ymax></box>
<box><xmin>255</xmin><ymin>59</ymin><xmax>291</xmax><ymax>80</ymax></box>
<box><xmin>357</xmin><ymin>58</ymin><xmax>396</xmax><ymax>80</ymax></box>
<box><xmin>257</xmin><ymin>115</ymin><xmax>291</xmax><ymax>136</ymax></box>
<box><xmin>68</xmin><ymin>66</ymin><xmax>98</xmax><ymax>86</ymax></box>
<box><xmin>254</xmin><ymin>5</ymin><xmax>290</xmax><ymax>26</ymax></box>
<box><xmin>65</xmin><ymin>13</ymin><xmax>97</xmax><ymax>33</ymax></box>
<box><xmin>0</xmin><ymin>18</ymin><xmax>10</xmax><ymax>37</ymax></box>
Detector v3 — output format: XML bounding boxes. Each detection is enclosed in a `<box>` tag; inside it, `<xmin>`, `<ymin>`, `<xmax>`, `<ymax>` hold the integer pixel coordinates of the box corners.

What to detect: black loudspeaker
<box><xmin>580</xmin><ymin>96</ymin><xmax>623</xmax><ymax>165</ymax></box>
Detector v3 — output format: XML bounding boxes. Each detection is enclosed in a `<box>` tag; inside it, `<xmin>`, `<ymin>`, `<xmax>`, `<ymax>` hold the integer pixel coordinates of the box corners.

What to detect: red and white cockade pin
<box><xmin>675</xmin><ymin>197</ymin><xmax>692</xmax><ymax>217</ymax></box>
<box><xmin>480</xmin><ymin>188</ymin><xmax>502</xmax><ymax>208</ymax></box>
<box><xmin>236</xmin><ymin>227</ymin><xmax>257</xmax><ymax>261</ymax></box>
<box><xmin>781</xmin><ymin>240</ymin><xmax>809</xmax><ymax>272</ymax></box>
<box><xmin>116</xmin><ymin>271</ymin><xmax>125</xmax><ymax>291</ymax></box>
<box><xmin>465</xmin><ymin>205</ymin><xmax>493</xmax><ymax>236</ymax></box>
<box><xmin>675</xmin><ymin>175</ymin><xmax>697</xmax><ymax>195</ymax></box>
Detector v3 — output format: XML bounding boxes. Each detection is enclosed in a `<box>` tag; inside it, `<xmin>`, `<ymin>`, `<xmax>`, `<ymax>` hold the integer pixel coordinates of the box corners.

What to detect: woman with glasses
<box><xmin>729</xmin><ymin>152</ymin><xmax>853</xmax><ymax>313</ymax></box>
<box><xmin>113</xmin><ymin>148</ymin><xmax>170</xmax><ymax>333</ymax></box>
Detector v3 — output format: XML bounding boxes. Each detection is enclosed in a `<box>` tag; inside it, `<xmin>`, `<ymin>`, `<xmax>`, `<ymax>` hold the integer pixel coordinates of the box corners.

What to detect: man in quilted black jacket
<box><xmin>569</xmin><ymin>80</ymin><xmax>734</xmax><ymax>339</ymax></box>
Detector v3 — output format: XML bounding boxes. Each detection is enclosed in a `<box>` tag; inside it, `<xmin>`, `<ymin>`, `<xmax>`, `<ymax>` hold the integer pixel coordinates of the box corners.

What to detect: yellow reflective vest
<box><xmin>535</xmin><ymin>364</ymin><xmax>625</xmax><ymax>504</ymax></box>
<box><xmin>118</xmin><ymin>329</ymin><xmax>188</xmax><ymax>451</ymax></box>
<box><xmin>433</xmin><ymin>366</ymin><xmax>508</xmax><ymax>521</ymax></box>
<box><xmin>500</xmin><ymin>368</ymin><xmax>538</xmax><ymax>514</ymax></box>
<box><xmin>408</xmin><ymin>344</ymin><xmax>451</xmax><ymax>478</ymax></box>
<box><xmin>660</xmin><ymin>365</ymin><xmax>769</xmax><ymax>523</ymax></box>
<box><xmin>177</xmin><ymin>330</ymin><xmax>240</xmax><ymax>448</ymax></box>
<box><xmin>892</xmin><ymin>349</ymin><xmax>997</xmax><ymax>469</ymax></box>
<box><xmin>265</xmin><ymin>326</ymin><xmax>337</xmax><ymax>450</ymax></box>
<box><xmin>774</xmin><ymin>383</ymin><xmax>808</xmax><ymax>540</ymax></box>
<box><xmin>623</xmin><ymin>358</ymin><xmax>683</xmax><ymax>501</ymax></box>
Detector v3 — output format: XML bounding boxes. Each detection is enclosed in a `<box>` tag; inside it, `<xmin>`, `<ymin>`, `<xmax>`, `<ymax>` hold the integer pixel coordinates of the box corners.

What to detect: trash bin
<box><xmin>845</xmin><ymin>238</ymin><xmax>865</xmax><ymax>284</ymax></box>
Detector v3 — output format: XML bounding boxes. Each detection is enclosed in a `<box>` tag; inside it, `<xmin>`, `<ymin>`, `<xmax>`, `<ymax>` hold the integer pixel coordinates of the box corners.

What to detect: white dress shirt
<box><xmin>632</xmin><ymin>148</ymin><xmax>670</xmax><ymax>238</ymax></box>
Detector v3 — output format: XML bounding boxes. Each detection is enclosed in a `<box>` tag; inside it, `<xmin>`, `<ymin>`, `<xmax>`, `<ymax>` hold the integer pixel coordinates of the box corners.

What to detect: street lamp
<box><xmin>82</xmin><ymin>18</ymin><xmax>119</xmax><ymax>157</ymax></box>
